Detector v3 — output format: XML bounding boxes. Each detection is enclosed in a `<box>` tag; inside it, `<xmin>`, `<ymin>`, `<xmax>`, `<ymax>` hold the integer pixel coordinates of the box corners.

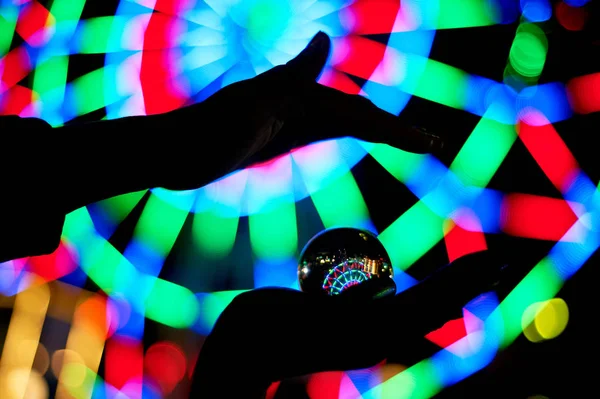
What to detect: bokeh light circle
<box><xmin>5</xmin><ymin>368</ymin><xmax>48</xmax><ymax>399</ymax></box>
<box><xmin>144</xmin><ymin>341</ymin><xmax>188</xmax><ymax>395</ymax></box>
<box><xmin>522</xmin><ymin>298</ymin><xmax>570</xmax><ymax>343</ymax></box>
<box><xmin>51</xmin><ymin>349</ymin><xmax>86</xmax><ymax>384</ymax></box>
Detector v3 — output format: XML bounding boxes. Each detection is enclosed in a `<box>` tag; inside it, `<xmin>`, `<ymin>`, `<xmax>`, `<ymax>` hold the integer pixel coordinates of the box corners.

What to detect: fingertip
<box><xmin>286</xmin><ymin>31</ymin><xmax>331</xmax><ymax>82</ymax></box>
<box><xmin>310</xmin><ymin>31</ymin><xmax>331</xmax><ymax>51</ymax></box>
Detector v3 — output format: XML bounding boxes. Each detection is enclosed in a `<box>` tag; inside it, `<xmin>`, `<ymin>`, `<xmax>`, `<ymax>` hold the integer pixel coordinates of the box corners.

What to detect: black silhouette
<box><xmin>190</xmin><ymin>250</ymin><xmax>505</xmax><ymax>398</ymax></box>
<box><xmin>0</xmin><ymin>31</ymin><xmax>441</xmax><ymax>264</ymax></box>
<box><xmin>0</xmin><ymin>31</ymin><xmax>507</xmax><ymax>398</ymax></box>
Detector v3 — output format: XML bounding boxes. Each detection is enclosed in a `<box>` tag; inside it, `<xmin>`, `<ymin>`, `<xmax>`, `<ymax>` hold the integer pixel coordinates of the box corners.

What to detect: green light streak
<box><xmin>0</xmin><ymin>8</ymin><xmax>17</xmax><ymax>55</ymax></box>
<box><xmin>450</xmin><ymin>111</ymin><xmax>517</xmax><ymax>187</ymax></box>
<box><xmin>309</xmin><ymin>171</ymin><xmax>372</xmax><ymax>229</ymax></box>
<box><xmin>249</xmin><ymin>201</ymin><xmax>298</xmax><ymax>260</ymax></box>
<box><xmin>378</xmin><ymin>201</ymin><xmax>445</xmax><ymax>271</ymax></box>
<box><xmin>363</xmin><ymin>359</ymin><xmax>442</xmax><ymax>399</ymax></box>
<box><xmin>494</xmin><ymin>257</ymin><xmax>564</xmax><ymax>347</ymax></box>
<box><xmin>133</xmin><ymin>192</ymin><xmax>191</xmax><ymax>257</ymax></box>
<box><xmin>401</xmin><ymin>56</ymin><xmax>468</xmax><ymax>110</ymax></box>
<box><xmin>69</xmin><ymin>67</ymin><xmax>111</xmax><ymax>117</ymax></box>
<box><xmin>32</xmin><ymin>56</ymin><xmax>69</xmax><ymax>125</ymax></box>
<box><xmin>422</xmin><ymin>0</ymin><xmax>500</xmax><ymax>29</ymax></box>
<box><xmin>369</xmin><ymin>144</ymin><xmax>427</xmax><ymax>183</ymax></box>
<box><xmin>197</xmin><ymin>290</ymin><xmax>249</xmax><ymax>330</ymax></box>
<box><xmin>63</xmin><ymin>209</ymin><xmax>199</xmax><ymax>329</ymax></box>
<box><xmin>145</xmin><ymin>279</ymin><xmax>200</xmax><ymax>329</ymax></box>
<box><xmin>95</xmin><ymin>190</ymin><xmax>147</xmax><ymax>227</ymax></box>
<box><xmin>33</xmin><ymin>56</ymin><xmax>69</xmax><ymax>94</ymax></box>
<box><xmin>50</xmin><ymin>0</ymin><xmax>86</xmax><ymax>25</ymax></box>
<box><xmin>192</xmin><ymin>210</ymin><xmax>240</xmax><ymax>258</ymax></box>
<box><xmin>76</xmin><ymin>17</ymin><xmax>118</xmax><ymax>54</ymax></box>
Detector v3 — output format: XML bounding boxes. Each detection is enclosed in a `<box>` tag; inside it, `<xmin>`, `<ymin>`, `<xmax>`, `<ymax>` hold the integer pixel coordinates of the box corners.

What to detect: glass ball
<box><xmin>298</xmin><ymin>228</ymin><xmax>396</xmax><ymax>298</ymax></box>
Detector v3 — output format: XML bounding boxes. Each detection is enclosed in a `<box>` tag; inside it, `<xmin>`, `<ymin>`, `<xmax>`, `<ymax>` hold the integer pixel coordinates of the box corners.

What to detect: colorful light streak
<box><xmin>2</xmin><ymin>0</ymin><xmax>600</xmax><ymax>397</ymax></box>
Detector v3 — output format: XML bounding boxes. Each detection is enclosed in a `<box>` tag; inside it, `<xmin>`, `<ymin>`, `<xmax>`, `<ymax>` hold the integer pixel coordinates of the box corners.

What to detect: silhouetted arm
<box><xmin>0</xmin><ymin>32</ymin><xmax>443</xmax><ymax>264</ymax></box>
<box><xmin>51</xmin><ymin>105</ymin><xmax>231</xmax><ymax>214</ymax></box>
<box><xmin>1</xmin><ymin>107</ymin><xmax>225</xmax><ymax>262</ymax></box>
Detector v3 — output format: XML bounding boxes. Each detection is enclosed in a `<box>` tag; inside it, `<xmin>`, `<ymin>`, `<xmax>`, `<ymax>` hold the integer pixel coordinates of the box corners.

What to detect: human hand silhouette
<box><xmin>191</xmin><ymin>250</ymin><xmax>507</xmax><ymax>398</ymax></box>
<box><xmin>162</xmin><ymin>31</ymin><xmax>443</xmax><ymax>190</ymax></box>
<box><xmin>0</xmin><ymin>32</ymin><xmax>444</xmax><ymax>262</ymax></box>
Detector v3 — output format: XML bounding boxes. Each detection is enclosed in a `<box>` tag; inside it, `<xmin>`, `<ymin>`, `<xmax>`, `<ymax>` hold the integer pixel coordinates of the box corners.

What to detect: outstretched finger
<box><xmin>305</xmin><ymin>83</ymin><xmax>444</xmax><ymax>154</ymax></box>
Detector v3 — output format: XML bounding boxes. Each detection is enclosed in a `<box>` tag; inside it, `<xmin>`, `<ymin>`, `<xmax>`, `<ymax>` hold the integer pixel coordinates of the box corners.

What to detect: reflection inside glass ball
<box><xmin>298</xmin><ymin>228</ymin><xmax>396</xmax><ymax>298</ymax></box>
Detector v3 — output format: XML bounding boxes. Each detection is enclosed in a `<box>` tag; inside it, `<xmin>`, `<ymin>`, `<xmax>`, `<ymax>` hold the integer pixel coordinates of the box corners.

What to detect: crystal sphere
<box><xmin>298</xmin><ymin>228</ymin><xmax>396</xmax><ymax>298</ymax></box>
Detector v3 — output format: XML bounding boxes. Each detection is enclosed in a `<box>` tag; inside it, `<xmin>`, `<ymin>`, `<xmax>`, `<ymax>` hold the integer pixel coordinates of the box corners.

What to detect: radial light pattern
<box><xmin>1</xmin><ymin>0</ymin><xmax>599</xmax><ymax>398</ymax></box>
<box><xmin>322</xmin><ymin>260</ymin><xmax>372</xmax><ymax>295</ymax></box>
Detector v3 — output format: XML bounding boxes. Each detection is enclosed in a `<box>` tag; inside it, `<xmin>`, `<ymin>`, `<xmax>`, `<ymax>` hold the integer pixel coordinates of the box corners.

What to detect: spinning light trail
<box><xmin>1</xmin><ymin>0</ymin><xmax>599</xmax><ymax>397</ymax></box>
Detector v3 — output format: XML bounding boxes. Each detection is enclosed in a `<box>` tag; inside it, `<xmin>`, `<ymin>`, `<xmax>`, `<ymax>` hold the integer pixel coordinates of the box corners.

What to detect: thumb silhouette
<box><xmin>286</xmin><ymin>31</ymin><xmax>331</xmax><ymax>82</ymax></box>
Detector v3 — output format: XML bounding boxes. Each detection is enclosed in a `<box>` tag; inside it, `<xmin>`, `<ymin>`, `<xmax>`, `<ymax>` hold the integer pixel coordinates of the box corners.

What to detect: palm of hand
<box><xmin>183</xmin><ymin>32</ymin><xmax>442</xmax><ymax>184</ymax></box>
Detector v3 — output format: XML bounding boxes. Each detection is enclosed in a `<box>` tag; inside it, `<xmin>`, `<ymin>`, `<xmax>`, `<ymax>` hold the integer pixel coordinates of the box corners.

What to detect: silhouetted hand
<box><xmin>162</xmin><ymin>31</ymin><xmax>443</xmax><ymax>190</ymax></box>
<box><xmin>1</xmin><ymin>32</ymin><xmax>444</xmax><ymax>262</ymax></box>
<box><xmin>190</xmin><ymin>250</ymin><xmax>507</xmax><ymax>398</ymax></box>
